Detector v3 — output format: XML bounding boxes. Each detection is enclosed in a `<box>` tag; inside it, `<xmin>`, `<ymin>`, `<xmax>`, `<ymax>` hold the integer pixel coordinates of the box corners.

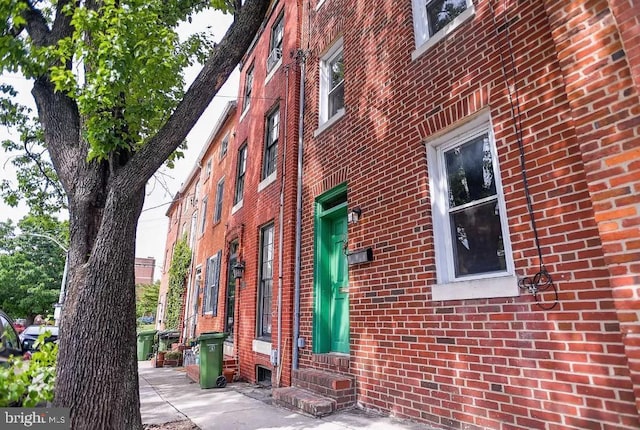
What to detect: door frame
<box><xmin>313</xmin><ymin>183</ymin><xmax>349</xmax><ymax>354</ymax></box>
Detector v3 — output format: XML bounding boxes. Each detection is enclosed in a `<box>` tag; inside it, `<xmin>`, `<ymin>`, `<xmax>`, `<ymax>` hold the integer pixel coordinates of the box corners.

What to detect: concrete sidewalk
<box><xmin>139</xmin><ymin>362</ymin><xmax>435</xmax><ymax>430</ymax></box>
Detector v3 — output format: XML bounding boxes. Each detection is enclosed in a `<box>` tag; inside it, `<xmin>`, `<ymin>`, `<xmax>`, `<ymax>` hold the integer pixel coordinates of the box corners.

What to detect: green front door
<box><xmin>329</xmin><ymin>214</ymin><xmax>349</xmax><ymax>353</ymax></box>
<box><xmin>314</xmin><ymin>184</ymin><xmax>350</xmax><ymax>355</ymax></box>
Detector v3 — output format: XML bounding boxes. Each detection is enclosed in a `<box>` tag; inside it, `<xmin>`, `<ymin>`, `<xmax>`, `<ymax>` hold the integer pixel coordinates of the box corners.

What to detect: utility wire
<box><xmin>490</xmin><ymin>0</ymin><xmax>558</xmax><ymax>310</ymax></box>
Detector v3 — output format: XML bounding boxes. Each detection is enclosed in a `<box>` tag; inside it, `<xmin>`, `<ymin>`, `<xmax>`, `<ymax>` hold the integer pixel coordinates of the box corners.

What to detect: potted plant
<box><xmin>164</xmin><ymin>350</ymin><xmax>182</xmax><ymax>367</ymax></box>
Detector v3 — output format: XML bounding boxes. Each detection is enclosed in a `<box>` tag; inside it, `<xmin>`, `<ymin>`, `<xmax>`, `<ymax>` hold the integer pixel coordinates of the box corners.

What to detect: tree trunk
<box><xmin>54</xmin><ymin>184</ymin><xmax>145</xmax><ymax>430</ymax></box>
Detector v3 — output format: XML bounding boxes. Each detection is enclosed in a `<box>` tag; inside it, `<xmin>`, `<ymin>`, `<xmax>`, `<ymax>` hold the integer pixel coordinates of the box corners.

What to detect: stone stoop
<box><xmin>293</xmin><ymin>368</ymin><xmax>355</xmax><ymax>410</ymax></box>
<box><xmin>273</xmin><ymin>368</ymin><xmax>355</xmax><ymax>417</ymax></box>
<box><xmin>272</xmin><ymin>386</ymin><xmax>337</xmax><ymax>417</ymax></box>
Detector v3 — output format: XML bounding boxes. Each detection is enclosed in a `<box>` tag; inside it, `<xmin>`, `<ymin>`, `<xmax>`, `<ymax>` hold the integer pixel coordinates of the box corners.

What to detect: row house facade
<box><xmin>159</xmin><ymin>0</ymin><xmax>303</xmax><ymax>387</ymax></box>
<box><xmin>159</xmin><ymin>0</ymin><xmax>640</xmax><ymax>429</ymax></box>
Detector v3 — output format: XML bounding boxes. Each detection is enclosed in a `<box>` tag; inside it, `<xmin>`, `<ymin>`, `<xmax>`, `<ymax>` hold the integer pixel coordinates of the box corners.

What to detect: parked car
<box><xmin>0</xmin><ymin>310</ymin><xmax>25</xmax><ymax>365</ymax></box>
<box><xmin>19</xmin><ymin>325</ymin><xmax>59</xmax><ymax>352</ymax></box>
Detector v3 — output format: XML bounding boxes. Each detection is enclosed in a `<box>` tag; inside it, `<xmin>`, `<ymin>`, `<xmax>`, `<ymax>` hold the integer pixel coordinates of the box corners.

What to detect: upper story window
<box><xmin>214</xmin><ymin>178</ymin><xmax>224</xmax><ymax>223</ymax></box>
<box><xmin>263</xmin><ymin>107</ymin><xmax>279</xmax><ymax>179</ymax></box>
<box><xmin>319</xmin><ymin>38</ymin><xmax>344</xmax><ymax>126</ymax></box>
<box><xmin>234</xmin><ymin>144</ymin><xmax>248</xmax><ymax>205</ymax></box>
<box><xmin>200</xmin><ymin>196</ymin><xmax>208</xmax><ymax>234</ymax></box>
<box><xmin>267</xmin><ymin>13</ymin><xmax>284</xmax><ymax>73</ymax></box>
<box><xmin>411</xmin><ymin>0</ymin><xmax>474</xmax><ymax>59</ymax></box>
<box><xmin>242</xmin><ymin>66</ymin><xmax>254</xmax><ymax>112</ymax></box>
<box><xmin>205</xmin><ymin>159</ymin><xmax>212</xmax><ymax>179</ymax></box>
<box><xmin>219</xmin><ymin>134</ymin><xmax>229</xmax><ymax>159</ymax></box>
<box><xmin>426</xmin><ymin>113</ymin><xmax>517</xmax><ymax>301</ymax></box>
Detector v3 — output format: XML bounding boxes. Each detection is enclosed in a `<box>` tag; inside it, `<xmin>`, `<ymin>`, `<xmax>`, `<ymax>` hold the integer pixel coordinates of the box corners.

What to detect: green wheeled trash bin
<box><xmin>137</xmin><ymin>329</ymin><xmax>157</xmax><ymax>361</ymax></box>
<box><xmin>198</xmin><ymin>332</ymin><xmax>228</xmax><ymax>389</ymax></box>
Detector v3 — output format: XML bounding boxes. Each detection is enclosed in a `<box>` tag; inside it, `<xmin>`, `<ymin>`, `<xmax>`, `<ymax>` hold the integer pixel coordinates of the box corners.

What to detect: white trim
<box><xmin>319</xmin><ymin>37</ymin><xmax>344</xmax><ymax>126</ymax></box>
<box><xmin>426</xmin><ymin>111</ymin><xmax>516</xmax><ymax>300</ymax></box>
<box><xmin>252</xmin><ymin>339</ymin><xmax>272</xmax><ymax>355</ymax></box>
<box><xmin>265</xmin><ymin>57</ymin><xmax>282</xmax><ymax>84</ymax></box>
<box><xmin>258</xmin><ymin>170</ymin><xmax>277</xmax><ymax>192</ymax></box>
<box><xmin>239</xmin><ymin>104</ymin><xmax>250</xmax><ymax>123</ymax></box>
<box><xmin>231</xmin><ymin>199</ymin><xmax>243</xmax><ymax>215</ymax></box>
<box><xmin>432</xmin><ymin>275</ymin><xmax>520</xmax><ymax>301</ymax></box>
<box><xmin>411</xmin><ymin>1</ymin><xmax>475</xmax><ymax>61</ymax></box>
<box><xmin>315</xmin><ymin>0</ymin><xmax>326</xmax><ymax>10</ymax></box>
<box><xmin>313</xmin><ymin>108</ymin><xmax>345</xmax><ymax>137</ymax></box>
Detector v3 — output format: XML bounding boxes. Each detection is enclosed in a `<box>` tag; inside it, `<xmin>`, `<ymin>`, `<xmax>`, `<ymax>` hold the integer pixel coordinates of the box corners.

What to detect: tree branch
<box><xmin>21</xmin><ymin>0</ymin><xmax>51</xmax><ymax>47</ymax></box>
<box><xmin>120</xmin><ymin>0</ymin><xmax>270</xmax><ymax>191</ymax></box>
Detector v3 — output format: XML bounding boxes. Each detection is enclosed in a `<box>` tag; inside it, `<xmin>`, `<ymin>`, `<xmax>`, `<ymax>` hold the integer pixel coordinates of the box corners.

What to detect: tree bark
<box><xmin>54</xmin><ymin>185</ymin><xmax>145</xmax><ymax>429</ymax></box>
<box><xmin>21</xmin><ymin>1</ymin><xmax>272</xmax><ymax>428</ymax></box>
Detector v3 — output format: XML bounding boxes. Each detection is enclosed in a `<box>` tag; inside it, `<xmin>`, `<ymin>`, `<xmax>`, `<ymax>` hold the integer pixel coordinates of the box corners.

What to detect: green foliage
<box><xmin>0</xmin><ymin>215</ymin><xmax>68</xmax><ymax>320</ymax></box>
<box><xmin>165</xmin><ymin>236</ymin><xmax>191</xmax><ymax>330</ymax></box>
<box><xmin>0</xmin><ymin>330</ymin><xmax>58</xmax><ymax>407</ymax></box>
<box><xmin>0</xmin><ymin>85</ymin><xmax>65</xmax><ymax>215</ymax></box>
<box><xmin>136</xmin><ymin>281</ymin><xmax>160</xmax><ymax>320</ymax></box>
<box><xmin>0</xmin><ymin>0</ymin><xmax>224</xmax><ymax>212</ymax></box>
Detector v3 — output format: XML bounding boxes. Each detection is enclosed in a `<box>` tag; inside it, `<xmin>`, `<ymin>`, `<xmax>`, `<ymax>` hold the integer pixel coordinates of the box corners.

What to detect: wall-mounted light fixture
<box><xmin>232</xmin><ymin>261</ymin><xmax>245</xmax><ymax>279</ymax></box>
<box><xmin>347</xmin><ymin>207</ymin><xmax>362</xmax><ymax>224</ymax></box>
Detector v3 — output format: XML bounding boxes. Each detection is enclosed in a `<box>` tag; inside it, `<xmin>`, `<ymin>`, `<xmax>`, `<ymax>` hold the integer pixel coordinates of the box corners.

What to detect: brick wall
<box><xmin>297</xmin><ymin>0</ymin><xmax>640</xmax><ymax>428</ymax></box>
<box><xmin>193</xmin><ymin>0</ymin><xmax>302</xmax><ymax>387</ymax></box>
<box><xmin>542</xmin><ymin>0</ymin><xmax>640</xmax><ymax>415</ymax></box>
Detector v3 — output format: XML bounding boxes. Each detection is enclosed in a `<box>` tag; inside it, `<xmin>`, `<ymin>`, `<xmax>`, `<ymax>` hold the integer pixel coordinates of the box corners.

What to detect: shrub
<box><xmin>0</xmin><ymin>331</ymin><xmax>58</xmax><ymax>407</ymax></box>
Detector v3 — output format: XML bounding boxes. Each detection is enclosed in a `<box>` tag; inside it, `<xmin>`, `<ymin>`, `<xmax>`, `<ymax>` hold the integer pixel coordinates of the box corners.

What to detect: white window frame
<box><xmin>205</xmin><ymin>159</ymin><xmax>212</xmax><ymax>179</ymax></box>
<box><xmin>266</xmin><ymin>12</ymin><xmax>284</xmax><ymax>75</ymax></box>
<box><xmin>242</xmin><ymin>65</ymin><xmax>254</xmax><ymax>113</ymax></box>
<box><xmin>426</xmin><ymin>112</ymin><xmax>518</xmax><ymax>301</ymax></box>
<box><xmin>411</xmin><ymin>0</ymin><xmax>475</xmax><ymax>61</ymax></box>
<box><xmin>317</xmin><ymin>37</ymin><xmax>345</xmax><ymax>131</ymax></box>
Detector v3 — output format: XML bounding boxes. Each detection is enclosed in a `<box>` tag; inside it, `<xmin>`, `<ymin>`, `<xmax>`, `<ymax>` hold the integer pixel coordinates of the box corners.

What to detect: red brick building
<box><xmin>164</xmin><ymin>0</ymin><xmax>303</xmax><ymax>386</ymax></box>
<box><xmin>134</xmin><ymin>257</ymin><xmax>155</xmax><ymax>286</ymax></box>
<box><xmin>163</xmin><ymin>0</ymin><xmax>640</xmax><ymax>428</ymax></box>
<box><xmin>282</xmin><ymin>0</ymin><xmax>640</xmax><ymax>429</ymax></box>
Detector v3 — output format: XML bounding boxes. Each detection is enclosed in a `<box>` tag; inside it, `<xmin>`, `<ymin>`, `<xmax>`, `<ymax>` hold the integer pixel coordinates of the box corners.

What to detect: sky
<box><xmin>0</xmin><ymin>9</ymin><xmax>240</xmax><ymax>280</ymax></box>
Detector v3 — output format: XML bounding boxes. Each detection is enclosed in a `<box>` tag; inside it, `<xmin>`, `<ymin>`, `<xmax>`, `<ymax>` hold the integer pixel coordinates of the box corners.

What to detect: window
<box><xmin>263</xmin><ymin>107</ymin><xmax>279</xmax><ymax>179</ymax></box>
<box><xmin>427</xmin><ymin>113</ymin><xmax>517</xmax><ymax>301</ymax></box>
<box><xmin>214</xmin><ymin>178</ymin><xmax>224</xmax><ymax>223</ymax></box>
<box><xmin>220</xmin><ymin>134</ymin><xmax>229</xmax><ymax>159</ymax></box>
<box><xmin>200</xmin><ymin>197</ymin><xmax>208</xmax><ymax>234</ymax></box>
<box><xmin>319</xmin><ymin>38</ymin><xmax>344</xmax><ymax>126</ymax></box>
<box><xmin>267</xmin><ymin>13</ymin><xmax>284</xmax><ymax>72</ymax></box>
<box><xmin>411</xmin><ymin>0</ymin><xmax>474</xmax><ymax>56</ymax></box>
<box><xmin>205</xmin><ymin>159</ymin><xmax>212</xmax><ymax>178</ymax></box>
<box><xmin>203</xmin><ymin>251</ymin><xmax>222</xmax><ymax>315</ymax></box>
<box><xmin>258</xmin><ymin>224</ymin><xmax>274</xmax><ymax>338</ymax></box>
<box><xmin>189</xmin><ymin>211</ymin><xmax>198</xmax><ymax>249</ymax></box>
<box><xmin>242</xmin><ymin>66</ymin><xmax>254</xmax><ymax>112</ymax></box>
<box><xmin>234</xmin><ymin>144</ymin><xmax>248</xmax><ymax>205</ymax></box>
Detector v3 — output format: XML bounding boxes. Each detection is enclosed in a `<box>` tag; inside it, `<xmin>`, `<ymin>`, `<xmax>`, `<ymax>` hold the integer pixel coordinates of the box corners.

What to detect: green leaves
<box><xmin>1</xmin><ymin>0</ymin><xmax>221</xmax><ymax>162</ymax></box>
<box><xmin>0</xmin><ymin>215</ymin><xmax>68</xmax><ymax>320</ymax></box>
<box><xmin>0</xmin><ymin>331</ymin><xmax>58</xmax><ymax>407</ymax></box>
<box><xmin>165</xmin><ymin>236</ymin><xmax>191</xmax><ymax>329</ymax></box>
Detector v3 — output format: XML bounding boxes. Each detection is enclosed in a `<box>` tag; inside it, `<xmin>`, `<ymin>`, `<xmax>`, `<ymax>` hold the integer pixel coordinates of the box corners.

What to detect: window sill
<box><xmin>314</xmin><ymin>109</ymin><xmax>345</xmax><ymax>137</ymax></box>
<box><xmin>252</xmin><ymin>339</ymin><xmax>272</xmax><ymax>356</ymax></box>
<box><xmin>239</xmin><ymin>105</ymin><xmax>250</xmax><ymax>123</ymax></box>
<box><xmin>231</xmin><ymin>200</ymin><xmax>243</xmax><ymax>214</ymax></box>
<box><xmin>412</xmin><ymin>6</ymin><xmax>475</xmax><ymax>62</ymax></box>
<box><xmin>432</xmin><ymin>274</ymin><xmax>519</xmax><ymax>301</ymax></box>
<box><xmin>265</xmin><ymin>59</ymin><xmax>282</xmax><ymax>85</ymax></box>
<box><xmin>258</xmin><ymin>171</ymin><xmax>277</xmax><ymax>192</ymax></box>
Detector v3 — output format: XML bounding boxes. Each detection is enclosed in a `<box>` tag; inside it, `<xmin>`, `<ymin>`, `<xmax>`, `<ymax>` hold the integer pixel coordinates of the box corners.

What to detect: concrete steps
<box><xmin>273</xmin><ymin>368</ymin><xmax>355</xmax><ymax>417</ymax></box>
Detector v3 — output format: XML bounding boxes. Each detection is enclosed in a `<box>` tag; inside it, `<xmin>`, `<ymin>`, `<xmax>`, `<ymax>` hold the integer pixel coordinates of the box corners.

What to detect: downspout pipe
<box><xmin>276</xmin><ymin>66</ymin><xmax>290</xmax><ymax>386</ymax></box>
<box><xmin>293</xmin><ymin>51</ymin><xmax>307</xmax><ymax>370</ymax></box>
